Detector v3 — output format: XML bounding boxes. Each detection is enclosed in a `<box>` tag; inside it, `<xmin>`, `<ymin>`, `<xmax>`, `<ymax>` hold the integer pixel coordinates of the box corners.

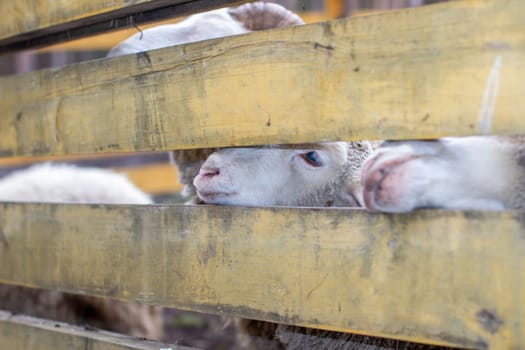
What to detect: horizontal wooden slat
<box><xmin>1</xmin><ymin>0</ymin><xmax>524</xmax><ymax>158</ymax></box>
<box><xmin>0</xmin><ymin>203</ymin><xmax>523</xmax><ymax>349</ymax></box>
<box><xmin>0</xmin><ymin>0</ymin><xmax>245</xmax><ymax>52</ymax></box>
<box><xmin>0</xmin><ymin>310</ymin><xmax>193</xmax><ymax>350</ymax></box>
<box><xmin>0</xmin><ymin>152</ymin><xmax>171</xmax><ymax>168</ymax></box>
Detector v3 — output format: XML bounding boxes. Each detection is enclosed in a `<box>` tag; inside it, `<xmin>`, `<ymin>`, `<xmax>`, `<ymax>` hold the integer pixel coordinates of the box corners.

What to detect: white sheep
<box><xmin>0</xmin><ymin>163</ymin><xmax>152</xmax><ymax>204</ymax></box>
<box><xmin>107</xmin><ymin>2</ymin><xmax>303</xmax><ymax>57</ymax></box>
<box><xmin>0</xmin><ymin>163</ymin><xmax>163</xmax><ymax>340</ymax></box>
<box><xmin>108</xmin><ymin>1</ymin><xmax>305</xmax><ymax>200</ymax></box>
<box><xmin>361</xmin><ymin>136</ymin><xmax>525</xmax><ymax>212</ymax></box>
<box><xmin>106</xmin><ymin>9</ymin><xmax>249</xmax><ymax>57</ymax></box>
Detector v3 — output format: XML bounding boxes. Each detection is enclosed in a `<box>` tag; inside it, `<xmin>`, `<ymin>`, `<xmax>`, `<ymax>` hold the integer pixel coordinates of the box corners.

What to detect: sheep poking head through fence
<box><xmin>362</xmin><ymin>136</ymin><xmax>525</xmax><ymax>212</ymax></box>
<box><xmin>0</xmin><ymin>164</ymin><xmax>163</xmax><ymax>340</ymax></box>
<box><xmin>193</xmin><ymin>142</ymin><xmax>377</xmax><ymax>350</ymax></box>
<box><xmin>194</xmin><ymin>142</ymin><xmax>373</xmax><ymax>207</ymax></box>
<box><xmin>192</xmin><ymin>143</ymin><xmax>466</xmax><ymax>350</ymax></box>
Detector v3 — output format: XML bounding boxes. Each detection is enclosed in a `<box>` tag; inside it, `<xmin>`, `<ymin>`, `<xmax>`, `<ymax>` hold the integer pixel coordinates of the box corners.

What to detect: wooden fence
<box><xmin>0</xmin><ymin>0</ymin><xmax>524</xmax><ymax>349</ymax></box>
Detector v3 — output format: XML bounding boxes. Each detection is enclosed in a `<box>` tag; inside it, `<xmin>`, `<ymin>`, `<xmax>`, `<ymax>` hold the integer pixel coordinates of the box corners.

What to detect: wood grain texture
<box><xmin>0</xmin><ymin>310</ymin><xmax>194</xmax><ymax>350</ymax></box>
<box><xmin>0</xmin><ymin>203</ymin><xmax>523</xmax><ymax>349</ymax></box>
<box><xmin>1</xmin><ymin>0</ymin><xmax>524</xmax><ymax>158</ymax></box>
<box><xmin>0</xmin><ymin>0</ymin><xmax>244</xmax><ymax>52</ymax></box>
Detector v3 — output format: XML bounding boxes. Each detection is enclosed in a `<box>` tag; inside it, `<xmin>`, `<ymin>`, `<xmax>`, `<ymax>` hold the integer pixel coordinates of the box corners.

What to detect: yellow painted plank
<box><xmin>0</xmin><ymin>0</ymin><xmax>157</xmax><ymax>40</ymax></box>
<box><xmin>0</xmin><ymin>310</ymin><xmax>193</xmax><ymax>350</ymax></box>
<box><xmin>0</xmin><ymin>0</ymin><xmax>245</xmax><ymax>51</ymax></box>
<box><xmin>0</xmin><ymin>203</ymin><xmax>523</xmax><ymax>349</ymax></box>
<box><xmin>1</xmin><ymin>0</ymin><xmax>524</xmax><ymax>158</ymax></box>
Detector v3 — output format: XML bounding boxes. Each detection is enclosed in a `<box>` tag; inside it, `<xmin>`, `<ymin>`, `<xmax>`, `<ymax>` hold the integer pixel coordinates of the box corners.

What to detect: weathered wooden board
<box><xmin>0</xmin><ymin>0</ymin><xmax>244</xmax><ymax>52</ymax></box>
<box><xmin>0</xmin><ymin>203</ymin><xmax>523</xmax><ymax>349</ymax></box>
<box><xmin>0</xmin><ymin>152</ymin><xmax>169</xmax><ymax>167</ymax></box>
<box><xmin>1</xmin><ymin>0</ymin><xmax>523</xmax><ymax>158</ymax></box>
<box><xmin>0</xmin><ymin>310</ymin><xmax>193</xmax><ymax>350</ymax></box>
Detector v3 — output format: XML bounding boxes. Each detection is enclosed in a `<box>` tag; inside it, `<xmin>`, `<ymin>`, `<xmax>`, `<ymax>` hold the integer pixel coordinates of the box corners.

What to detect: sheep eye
<box><xmin>300</xmin><ymin>151</ymin><xmax>323</xmax><ymax>167</ymax></box>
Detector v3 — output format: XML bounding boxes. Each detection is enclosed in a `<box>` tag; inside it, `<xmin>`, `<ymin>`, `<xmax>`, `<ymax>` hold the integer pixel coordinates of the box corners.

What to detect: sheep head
<box><xmin>361</xmin><ymin>136</ymin><xmax>525</xmax><ymax>212</ymax></box>
<box><xmin>194</xmin><ymin>142</ymin><xmax>372</xmax><ymax>207</ymax></box>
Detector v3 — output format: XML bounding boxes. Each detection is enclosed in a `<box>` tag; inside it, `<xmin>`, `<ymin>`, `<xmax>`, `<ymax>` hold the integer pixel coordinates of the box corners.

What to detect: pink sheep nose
<box><xmin>198</xmin><ymin>166</ymin><xmax>220</xmax><ymax>178</ymax></box>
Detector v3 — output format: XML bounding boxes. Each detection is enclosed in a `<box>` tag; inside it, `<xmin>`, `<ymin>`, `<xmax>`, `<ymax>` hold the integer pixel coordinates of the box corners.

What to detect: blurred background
<box><xmin>0</xmin><ymin>1</ymin><xmax>447</xmax><ymax>348</ymax></box>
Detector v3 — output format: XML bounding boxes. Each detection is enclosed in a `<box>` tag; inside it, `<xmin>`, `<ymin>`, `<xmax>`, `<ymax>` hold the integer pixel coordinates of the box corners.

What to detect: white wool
<box><xmin>0</xmin><ymin>163</ymin><xmax>152</xmax><ymax>204</ymax></box>
<box><xmin>107</xmin><ymin>8</ymin><xmax>249</xmax><ymax>57</ymax></box>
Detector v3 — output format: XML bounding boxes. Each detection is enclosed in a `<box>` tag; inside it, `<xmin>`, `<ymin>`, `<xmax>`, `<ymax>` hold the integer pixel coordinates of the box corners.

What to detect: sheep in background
<box><xmin>108</xmin><ymin>1</ymin><xmax>305</xmax><ymax>200</ymax></box>
<box><xmin>107</xmin><ymin>2</ymin><xmax>303</xmax><ymax>57</ymax></box>
<box><xmin>361</xmin><ymin>136</ymin><xmax>525</xmax><ymax>212</ymax></box>
<box><xmin>0</xmin><ymin>163</ymin><xmax>163</xmax><ymax>340</ymax></box>
<box><xmin>0</xmin><ymin>163</ymin><xmax>151</xmax><ymax>204</ymax></box>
